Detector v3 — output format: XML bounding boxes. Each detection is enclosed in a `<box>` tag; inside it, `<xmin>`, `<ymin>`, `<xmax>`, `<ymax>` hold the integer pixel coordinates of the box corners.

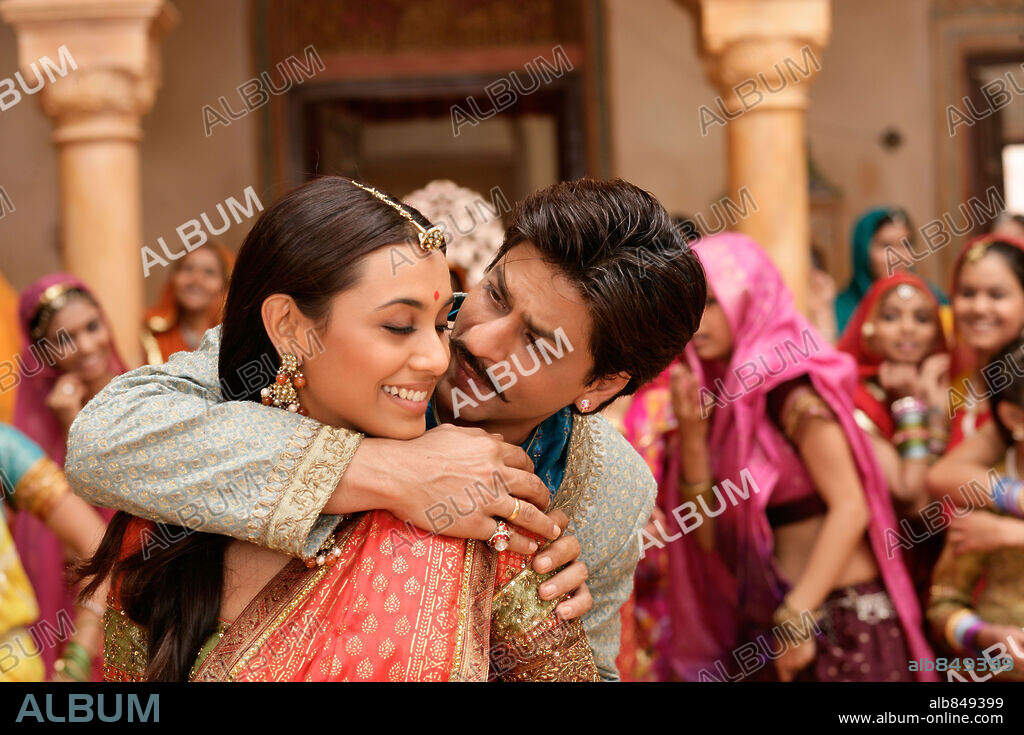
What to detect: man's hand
<box><xmin>330</xmin><ymin>424</ymin><xmax>562</xmax><ymax>555</ymax></box>
<box><xmin>532</xmin><ymin>510</ymin><xmax>592</xmax><ymax>621</ymax></box>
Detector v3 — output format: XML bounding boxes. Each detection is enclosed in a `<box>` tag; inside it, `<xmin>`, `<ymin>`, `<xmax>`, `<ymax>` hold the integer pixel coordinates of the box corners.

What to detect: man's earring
<box><xmin>1013</xmin><ymin>425</ymin><xmax>1024</xmax><ymax>442</ymax></box>
<box><xmin>578</xmin><ymin>399</ymin><xmax>591</xmax><ymax>412</ymax></box>
<box><xmin>261</xmin><ymin>352</ymin><xmax>307</xmax><ymax>415</ymax></box>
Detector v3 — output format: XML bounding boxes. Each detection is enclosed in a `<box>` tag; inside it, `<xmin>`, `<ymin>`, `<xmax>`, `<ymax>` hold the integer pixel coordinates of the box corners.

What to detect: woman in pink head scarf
<box><xmin>624</xmin><ymin>233</ymin><xmax>934</xmax><ymax>682</ymax></box>
<box><xmin>13</xmin><ymin>273</ymin><xmax>123</xmax><ymax>675</ymax></box>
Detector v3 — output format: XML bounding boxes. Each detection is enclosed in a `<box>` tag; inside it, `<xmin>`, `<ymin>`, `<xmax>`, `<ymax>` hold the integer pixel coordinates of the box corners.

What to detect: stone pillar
<box><xmin>0</xmin><ymin>0</ymin><xmax>177</xmax><ymax>366</ymax></box>
<box><xmin>694</xmin><ymin>0</ymin><xmax>829</xmax><ymax>311</ymax></box>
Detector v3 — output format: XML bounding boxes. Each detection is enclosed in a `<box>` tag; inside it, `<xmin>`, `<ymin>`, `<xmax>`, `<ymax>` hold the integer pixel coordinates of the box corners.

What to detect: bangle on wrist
<box><xmin>991</xmin><ymin>475</ymin><xmax>1024</xmax><ymax>518</ymax></box>
<box><xmin>772</xmin><ymin>596</ymin><xmax>824</xmax><ymax>643</ymax></box>
<box><xmin>891</xmin><ymin>396</ymin><xmax>928</xmax><ymax>421</ymax></box>
<box><xmin>945</xmin><ymin>609</ymin><xmax>985</xmax><ymax>654</ymax></box>
<box><xmin>678</xmin><ymin>478</ymin><xmax>713</xmax><ymax>501</ymax></box>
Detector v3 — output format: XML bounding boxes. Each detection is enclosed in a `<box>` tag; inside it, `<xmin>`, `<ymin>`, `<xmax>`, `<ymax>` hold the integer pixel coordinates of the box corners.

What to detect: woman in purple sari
<box><xmin>13</xmin><ymin>273</ymin><xmax>123</xmax><ymax>675</ymax></box>
<box><xmin>624</xmin><ymin>233</ymin><xmax>934</xmax><ymax>682</ymax></box>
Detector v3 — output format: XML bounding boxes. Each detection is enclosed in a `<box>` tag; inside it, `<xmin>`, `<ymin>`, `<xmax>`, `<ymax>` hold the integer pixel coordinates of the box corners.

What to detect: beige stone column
<box><xmin>0</xmin><ymin>0</ymin><xmax>177</xmax><ymax>366</ymax></box>
<box><xmin>693</xmin><ymin>0</ymin><xmax>829</xmax><ymax>312</ymax></box>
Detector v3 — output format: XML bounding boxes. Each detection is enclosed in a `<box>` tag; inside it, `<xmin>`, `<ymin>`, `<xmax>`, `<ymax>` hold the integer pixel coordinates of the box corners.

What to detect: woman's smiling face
<box><xmin>46</xmin><ymin>295</ymin><xmax>114</xmax><ymax>382</ymax></box>
<box><xmin>871</xmin><ymin>285</ymin><xmax>939</xmax><ymax>365</ymax></box>
<box><xmin>954</xmin><ymin>251</ymin><xmax>1024</xmax><ymax>360</ymax></box>
<box><xmin>286</xmin><ymin>246</ymin><xmax>455</xmax><ymax>440</ymax></box>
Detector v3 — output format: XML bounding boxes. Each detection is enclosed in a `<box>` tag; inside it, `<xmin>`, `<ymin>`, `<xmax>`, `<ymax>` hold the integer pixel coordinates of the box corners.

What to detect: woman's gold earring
<box><xmin>1013</xmin><ymin>425</ymin><xmax>1024</xmax><ymax>442</ymax></box>
<box><xmin>261</xmin><ymin>352</ymin><xmax>307</xmax><ymax>415</ymax></box>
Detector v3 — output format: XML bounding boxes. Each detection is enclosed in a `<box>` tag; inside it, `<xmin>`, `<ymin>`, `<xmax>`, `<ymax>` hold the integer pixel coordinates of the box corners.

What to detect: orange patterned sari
<box><xmin>105</xmin><ymin>421</ymin><xmax>602</xmax><ymax>682</ymax></box>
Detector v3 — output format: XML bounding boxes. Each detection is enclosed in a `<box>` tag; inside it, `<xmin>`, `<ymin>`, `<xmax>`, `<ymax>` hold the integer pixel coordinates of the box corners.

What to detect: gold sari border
<box><xmin>191</xmin><ymin>563</ymin><xmax>324</xmax><ymax>681</ymax></box>
<box><xmin>194</xmin><ymin>517</ymin><xmax>360</xmax><ymax>681</ymax></box>
<box><xmin>452</xmin><ymin>539</ymin><xmax>495</xmax><ymax>682</ymax></box>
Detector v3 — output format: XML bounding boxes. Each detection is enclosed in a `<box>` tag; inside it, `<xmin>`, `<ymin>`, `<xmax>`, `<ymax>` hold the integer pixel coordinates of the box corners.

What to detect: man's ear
<box><xmin>261</xmin><ymin>294</ymin><xmax>312</xmax><ymax>359</ymax></box>
<box><xmin>574</xmin><ymin>372</ymin><xmax>630</xmax><ymax>413</ymax></box>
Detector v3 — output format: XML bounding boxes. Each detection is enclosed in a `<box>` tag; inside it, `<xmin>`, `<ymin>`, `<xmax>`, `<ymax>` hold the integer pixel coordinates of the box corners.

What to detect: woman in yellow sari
<box><xmin>83</xmin><ymin>176</ymin><xmax>598</xmax><ymax>682</ymax></box>
<box><xmin>0</xmin><ymin>423</ymin><xmax>107</xmax><ymax>681</ymax></box>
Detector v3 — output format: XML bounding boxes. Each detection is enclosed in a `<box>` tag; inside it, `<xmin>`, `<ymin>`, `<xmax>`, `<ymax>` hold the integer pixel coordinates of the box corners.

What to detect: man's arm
<box><xmin>66</xmin><ymin>328</ymin><xmax>355</xmax><ymax>558</ymax></box>
<box><xmin>67</xmin><ymin>327</ymin><xmax>561</xmax><ymax>559</ymax></box>
<box><xmin>574</xmin><ymin>416</ymin><xmax>657</xmax><ymax>681</ymax></box>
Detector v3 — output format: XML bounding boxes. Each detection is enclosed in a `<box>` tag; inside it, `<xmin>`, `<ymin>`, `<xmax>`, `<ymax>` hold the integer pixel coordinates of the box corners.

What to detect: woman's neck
<box><xmin>84</xmin><ymin>371</ymin><xmax>116</xmax><ymax>403</ymax></box>
<box><xmin>178</xmin><ymin>308</ymin><xmax>209</xmax><ymax>333</ymax></box>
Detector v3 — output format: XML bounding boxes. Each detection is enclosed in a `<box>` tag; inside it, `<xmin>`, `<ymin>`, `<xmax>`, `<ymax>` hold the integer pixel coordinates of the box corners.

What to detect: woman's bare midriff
<box><xmin>773</xmin><ymin>515</ymin><xmax>879</xmax><ymax>592</ymax></box>
<box><xmin>219</xmin><ymin>540</ymin><xmax>292</xmax><ymax>624</ymax></box>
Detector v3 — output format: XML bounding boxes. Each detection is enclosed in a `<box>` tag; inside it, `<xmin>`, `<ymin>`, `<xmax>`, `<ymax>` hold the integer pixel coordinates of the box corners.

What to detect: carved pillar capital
<box><xmin>685</xmin><ymin>0</ymin><xmax>832</xmax><ymax>312</ymax></box>
<box><xmin>0</xmin><ymin>0</ymin><xmax>179</xmax><ymax>367</ymax></box>
<box><xmin>696</xmin><ymin>0</ymin><xmax>829</xmax><ymax>113</ymax></box>
<box><xmin>0</xmin><ymin>0</ymin><xmax>178</xmax><ymax>142</ymax></box>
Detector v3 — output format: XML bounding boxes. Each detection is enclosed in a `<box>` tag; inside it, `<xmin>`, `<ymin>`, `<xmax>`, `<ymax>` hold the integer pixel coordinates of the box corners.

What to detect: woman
<box><xmin>835</xmin><ymin>207</ymin><xmax>947</xmax><ymax>334</ymax></box>
<box><xmin>625</xmin><ymin>233</ymin><xmax>934</xmax><ymax>682</ymax></box>
<box><xmin>838</xmin><ymin>273</ymin><xmax>950</xmax><ymax>511</ymax></box>
<box><xmin>0</xmin><ymin>271</ymin><xmax>19</xmax><ymax>423</ymax></box>
<box><xmin>13</xmin><ymin>273</ymin><xmax>123</xmax><ymax>674</ymax></box>
<box><xmin>837</xmin><ymin>273</ymin><xmax>950</xmax><ymax>608</ymax></box>
<box><xmin>82</xmin><ymin>176</ymin><xmax>599</xmax><ymax>682</ymax></box>
<box><xmin>947</xmin><ymin>235</ymin><xmax>1024</xmax><ymax>449</ymax></box>
<box><xmin>141</xmin><ymin>242</ymin><xmax>234</xmax><ymax>364</ymax></box>
<box><xmin>927</xmin><ymin>337</ymin><xmax>1024</xmax><ymax>680</ymax></box>
<box><xmin>0</xmin><ymin>423</ymin><xmax>107</xmax><ymax>681</ymax></box>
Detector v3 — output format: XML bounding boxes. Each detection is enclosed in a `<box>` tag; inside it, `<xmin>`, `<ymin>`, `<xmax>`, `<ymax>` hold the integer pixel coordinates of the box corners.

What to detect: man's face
<box><xmin>434</xmin><ymin>242</ymin><xmax>599</xmax><ymax>440</ymax></box>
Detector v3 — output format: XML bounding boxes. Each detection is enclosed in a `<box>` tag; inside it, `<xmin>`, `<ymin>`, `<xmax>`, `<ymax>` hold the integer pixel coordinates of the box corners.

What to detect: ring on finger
<box><xmin>507</xmin><ymin>497</ymin><xmax>521</xmax><ymax>522</ymax></box>
<box><xmin>487</xmin><ymin>520</ymin><xmax>511</xmax><ymax>552</ymax></box>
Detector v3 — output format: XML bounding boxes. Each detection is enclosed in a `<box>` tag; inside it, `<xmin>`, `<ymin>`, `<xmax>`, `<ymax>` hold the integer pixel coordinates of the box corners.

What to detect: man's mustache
<box><xmin>449</xmin><ymin>338</ymin><xmax>508</xmax><ymax>402</ymax></box>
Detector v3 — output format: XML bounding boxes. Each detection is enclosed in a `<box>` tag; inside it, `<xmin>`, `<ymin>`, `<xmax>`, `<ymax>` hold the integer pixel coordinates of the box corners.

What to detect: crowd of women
<box><xmin>0</xmin><ymin>242</ymin><xmax>232</xmax><ymax>681</ymax></box>
<box><xmin>2</xmin><ymin>181</ymin><xmax>1024</xmax><ymax>683</ymax></box>
<box><xmin>616</xmin><ymin>207</ymin><xmax>1024</xmax><ymax>682</ymax></box>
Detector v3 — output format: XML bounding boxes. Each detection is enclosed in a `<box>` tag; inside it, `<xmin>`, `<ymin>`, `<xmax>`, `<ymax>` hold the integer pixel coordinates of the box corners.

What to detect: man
<box><xmin>67</xmin><ymin>178</ymin><xmax>705</xmax><ymax>680</ymax></box>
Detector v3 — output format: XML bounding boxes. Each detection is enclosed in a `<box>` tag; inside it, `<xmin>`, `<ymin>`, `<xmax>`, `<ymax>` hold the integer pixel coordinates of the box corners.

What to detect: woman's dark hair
<box><xmin>29</xmin><ymin>288</ymin><xmax>96</xmax><ymax>343</ymax></box>
<box><xmin>874</xmin><ymin>208</ymin><xmax>912</xmax><ymax>239</ymax></box>
<box><xmin>956</xmin><ymin>239</ymin><xmax>1024</xmax><ymax>294</ymax></box>
<box><xmin>983</xmin><ymin>336</ymin><xmax>1024</xmax><ymax>446</ymax></box>
<box><xmin>78</xmin><ymin>176</ymin><xmax>435</xmax><ymax>681</ymax></box>
<box><xmin>490</xmin><ymin>178</ymin><xmax>706</xmax><ymax>411</ymax></box>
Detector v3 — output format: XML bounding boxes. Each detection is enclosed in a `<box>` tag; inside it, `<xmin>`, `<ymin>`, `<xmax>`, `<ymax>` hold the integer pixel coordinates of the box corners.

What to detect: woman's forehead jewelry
<box><xmin>31</xmin><ymin>284</ymin><xmax>84</xmax><ymax>341</ymax></box>
<box><xmin>895</xmin><ymin>283</ymin><xmax>916</xmax><ymax>301</ymax></box>
<box><xmin>965</xmin><ymin>239</ymin><xmax>992</xmax><ymax>263</ymax></box>
<box><xmin>350</xmin><ymin>180</ymin><xmax>445</xmax><ymax>252</ymax></box>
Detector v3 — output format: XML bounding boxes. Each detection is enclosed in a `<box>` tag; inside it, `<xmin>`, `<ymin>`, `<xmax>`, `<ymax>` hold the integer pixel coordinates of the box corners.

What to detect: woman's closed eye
<box><xmin>384</xmin><ymin>324</ymin><xmax>415</xmax><ymax>335</ymax></box>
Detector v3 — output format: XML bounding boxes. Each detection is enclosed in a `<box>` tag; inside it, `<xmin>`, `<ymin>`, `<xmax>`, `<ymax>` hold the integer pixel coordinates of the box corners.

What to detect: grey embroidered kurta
<box><xmin>66</xmin><ymin>326</ymin><xmax>655</xmax><ymax>680</ymax></box>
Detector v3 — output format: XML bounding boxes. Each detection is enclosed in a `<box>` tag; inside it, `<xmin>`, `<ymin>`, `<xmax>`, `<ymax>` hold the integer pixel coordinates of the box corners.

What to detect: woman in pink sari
<box><xmin>625</xmin><ymin>233</ymin><xmax>934</xmax><ymax>682</ymax></box>
<box><xmin>13</xmin><ymin>273</ymin><xmax>123</xmax><ymax>675</ymax></box>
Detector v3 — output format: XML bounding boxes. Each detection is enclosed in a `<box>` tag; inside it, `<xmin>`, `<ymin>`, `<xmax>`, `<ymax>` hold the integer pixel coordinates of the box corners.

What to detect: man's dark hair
<box><xmin>490</xmin><ymin>178</ymin><xmax>706</xmax><ymax>409</ymax></box>
<box><xmin>672</xmin><ymin>214</ymin><xmax>702</xmax><ymax>244</ymax></box>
